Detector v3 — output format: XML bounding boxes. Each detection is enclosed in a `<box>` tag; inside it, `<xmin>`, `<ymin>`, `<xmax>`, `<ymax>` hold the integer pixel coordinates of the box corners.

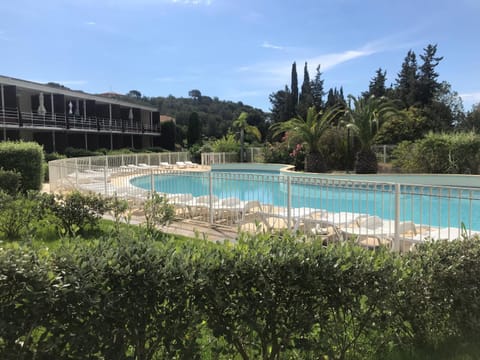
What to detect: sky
<box><xmin>0</xmin><ymin>0</ymin><xmax>479</xmax><ymax>112</ymax></box>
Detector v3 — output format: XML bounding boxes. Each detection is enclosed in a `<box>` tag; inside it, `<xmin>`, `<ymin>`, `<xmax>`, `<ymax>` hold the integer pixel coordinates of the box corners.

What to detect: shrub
<box><xmin>0</xmin><ymin>169</ymin><xmax>21</xmax><ymax>195</ymax></box>
<box><xmin>0</xmin><ymin>191</ymin><xmax>46</xmax><ymax>240</ymax></box>
<box><xmin>0</xmin><ymin>246</ymin><xmax>56</xmax><ymax>358</ymax></box>
<box><xmin>263</xmin><ymin>141</ymin><xmax>293</xmax><ymax>165</ymax></box>
<box><xmin>211</xmin><ymin>133</ymin><xmax>240</xmax><ymax>153</ymax></box>
<box><xmin>106</xmin><ymin>195</ymin><xmax>130</xmax><ymax>235</ymax></box>
<box><xmin>143</xmin><ymin>192</ymin><xmax>175</xmax><ymax>238</ymax></box>
<box><xmin>64</xmin><ymin>147</ymin><xmax>101</xmax><ymax>158</ymax></box>
<box><xmin>48</xmin><ymin>191</ymin><xmax>109</xmax><ymax>236</ymax></box>
<box><xmin>0</xmin><ymin>141</ymin><xmax>44</xmax><ymax>191</ymax></box>
<box><xmin>392</xmin><ymin>132</ymin><xmax>480</xmax><ymax>174</ymax></box>
<box><xmin>44</xmin><ymin>152</ymin><xmax>66</xmax><ymax>162</ymax></box>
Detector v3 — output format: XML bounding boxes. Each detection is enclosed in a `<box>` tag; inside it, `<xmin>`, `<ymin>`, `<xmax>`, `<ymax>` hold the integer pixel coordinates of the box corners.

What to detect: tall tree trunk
<box><xmin>305</xmin><ymin>152</ymin><xmax>326</xmax><ymax>173</ymax></box>
<box><xmin>354</xmin><ymin>149</ymin><xmax>378</xmax><ymax>174</ymax></box>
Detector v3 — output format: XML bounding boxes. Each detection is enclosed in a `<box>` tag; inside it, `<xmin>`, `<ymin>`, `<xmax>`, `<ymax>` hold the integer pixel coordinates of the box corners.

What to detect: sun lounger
<box><xmin>184</xmin><ymin>161</ymin><xmax>199</xmax><ymax>168</ymax></box>
<box><xmin>159</xmin><ymin>162</ymin><xmax>174</xmax><ymax>169</ymax></box>
<box><xmin>176</xmin><ymin>161</ymin><xmax>187</xmax><ymax>168</ymax></box>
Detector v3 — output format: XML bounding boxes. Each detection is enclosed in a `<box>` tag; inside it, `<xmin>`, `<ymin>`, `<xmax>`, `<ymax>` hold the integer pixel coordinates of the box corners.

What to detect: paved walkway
<box><xmin>122</xmin><ymin>215</ymin><xmax>239</xmax><ymax>242</ymax></box>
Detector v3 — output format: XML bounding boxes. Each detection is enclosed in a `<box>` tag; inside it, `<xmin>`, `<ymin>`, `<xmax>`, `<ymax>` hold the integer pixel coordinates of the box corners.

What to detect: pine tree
<box><xmin>417</xmin><ymin>44</ymin><xmax>443</xmax><ymax>106</ymax></box>
<box><xmin>269</xmin><ymin>86</ymin><xmax>292</xmax><ymax>123</ymax></box>
<box><xmin>364</xmin><ymin>68</ymin><xmax>387</xmax><ymax>98</ymax></box>
<box><xmin>396</xmin><ymin>50</ymin><xmax>418</xmax><ymax>107</ymax></box>
<box><xmin>290</xmin><ymin>62</ymin><xmax>299</xmax><ymax>114</ymax></box>
<box><xmin>311</xmin><ymin>65</ymin><xmax>325</xmax><ymax>111</ymax></box>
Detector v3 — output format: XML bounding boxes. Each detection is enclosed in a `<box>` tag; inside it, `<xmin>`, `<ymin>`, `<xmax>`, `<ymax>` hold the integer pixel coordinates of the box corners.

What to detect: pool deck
<box><xmin>47</xmin><ymin>164</ymin><xmax>480</xmax><ymax>248</ymax></box>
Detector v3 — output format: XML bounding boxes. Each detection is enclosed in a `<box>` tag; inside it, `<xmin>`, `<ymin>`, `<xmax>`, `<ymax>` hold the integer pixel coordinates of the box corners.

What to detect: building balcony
<box><xmin>0</xmin><ymin>107</ymin><xmax>160</xmax><ymax>135</ymax></box>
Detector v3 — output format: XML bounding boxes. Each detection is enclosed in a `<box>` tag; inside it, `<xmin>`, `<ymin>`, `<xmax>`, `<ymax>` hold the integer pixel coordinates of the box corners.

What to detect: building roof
<box><xmin>0</xmin><ymin>75</ymin><xmax>157</xmax><ymax>111</ymax></box>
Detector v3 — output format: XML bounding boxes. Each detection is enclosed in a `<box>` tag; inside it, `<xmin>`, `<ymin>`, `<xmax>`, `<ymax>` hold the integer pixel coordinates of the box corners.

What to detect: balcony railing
<box><xmin>0</xmin><ymin>107</ymin><xmax>160</xmax><ymax>134</ymax></box>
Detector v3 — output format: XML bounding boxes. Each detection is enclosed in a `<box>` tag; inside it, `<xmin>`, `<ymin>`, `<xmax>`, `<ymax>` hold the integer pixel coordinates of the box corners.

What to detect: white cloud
<box><xmin>460</xmin><ymin>92</ymin><xmax>480</xmax><ymax>107</ymax></box>
<box><xmin>261</xmin><ymin>41</ymin><xmax>284</xmax><ymax>50</ymax></box>
<box><xmin>53</xmin><ymin>80</ymin><xmax>88</xmax><ymax>86</ymax></box>
<box><xmin>237</xmin><ymin>37</ymin><xmax>407</xmax><ymax>88</ymax></box>
<box><xmin>85</xmin><ymin>21</ymin><xmax>96</xmax><ymax>25</ymax></box>
<box><xmin>460</xmin><ymin>92</ymin><xmax>480</xmax><ymax>101</ymax></box>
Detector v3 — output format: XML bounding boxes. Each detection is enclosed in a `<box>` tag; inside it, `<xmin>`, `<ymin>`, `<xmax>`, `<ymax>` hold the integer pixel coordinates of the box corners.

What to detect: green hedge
<box><xmin>392</xmin><ymin>132</ymin><xmax>480</xmax><ymax>174</ymax></box>
<box><xmin>0</xmin><ymin>169</ymin><xmax>21</xmax><ymax>195</ymax></box>
<box><xmin>0</xmin><ymin>141</ymin><xmax>44</xmax><ymax>191</ymax></box>
<box><xmin>2</xmin><ymin>230</ymin><xmax>480</xmax><ymax>359</ymax></box>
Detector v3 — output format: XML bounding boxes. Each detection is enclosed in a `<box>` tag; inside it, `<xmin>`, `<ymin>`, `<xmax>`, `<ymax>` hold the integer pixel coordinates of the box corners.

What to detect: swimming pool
<box><xmin>130</xmin><ymin>165</ymin><xmax>480</xmax><ymax>230</ymax></box>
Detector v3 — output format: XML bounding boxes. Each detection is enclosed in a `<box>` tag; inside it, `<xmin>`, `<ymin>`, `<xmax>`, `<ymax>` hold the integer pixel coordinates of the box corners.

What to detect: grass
<box><xmin>1</xmin><ymin>216</ymin><xmax>198</xmax><ymax>251</ymax></box>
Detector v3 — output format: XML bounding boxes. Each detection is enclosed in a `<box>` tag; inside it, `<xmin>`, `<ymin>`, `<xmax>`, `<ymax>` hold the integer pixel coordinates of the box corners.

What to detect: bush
<box><xmin>3</xmin><ymin>231</ymin><xmax>480</xmax><ymax>358</ymax></box>
<box><xmin>44</xmin><ymin>152</ymin><xmax>66</xmax><ymax>162</ymax></box>
<box><xmin>0</xmin><ymin>191</ymin><xmax>47</xmax><ymax>240</ymax></box>
<box><xmin>48</xmin><ymin>191</ymin><xmax>110</xmax><ymax>236</ymax></box>
<box><xmin>392</xmin><ymin>132</ymin><xmax>480</xmax><ymax>174</ymax></box>
<box><xmin>64</xmin><ymin>147</ymin><xmax>101</xmax><ymax>158</ymax></box>
<box><xmin>0</xmin><ymin>169</ymin><xmax>21</xmax><ymax>195</ymax></box>
<box><xmin>0</xmin><ymin>141</ymin><xmax>44</xmax><ymax>191</ymax></box>
<box><xmin>211</xmin><ymin>133</ymin><xmax>240</xmax><ymax>153</ymax></box>
<box><xmin>263</xmin><ymin>141</ymin><xmax>293</xmax><ymax>165</ymax></box>
<box><xmin>143</xmin><ymin>192</ymin><xmax>175</xmax><ymax>238</ymax></box>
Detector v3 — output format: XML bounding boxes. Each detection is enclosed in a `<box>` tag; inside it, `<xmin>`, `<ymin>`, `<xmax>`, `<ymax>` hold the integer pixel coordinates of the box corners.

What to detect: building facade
<box><xmin>0</xmin><ymin>75</ymin><xmax>163</xmax><ymax>152</ymax></box>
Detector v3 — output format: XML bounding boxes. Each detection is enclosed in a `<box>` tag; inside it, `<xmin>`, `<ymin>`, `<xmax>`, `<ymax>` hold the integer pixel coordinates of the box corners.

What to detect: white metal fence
<box><xmin>201</xmin><ymin>152</ymin><xmax>238</xmax><ymax>165</ymax></box>
<box><xmin>49</xmin><ymin>154</ymin><xmax>480</xmax><ymax>252</ymax></box>
<box><xmin>372</xmin><ymin>145</ymin><xmax>396</xmax><ymax>163</ymax></box>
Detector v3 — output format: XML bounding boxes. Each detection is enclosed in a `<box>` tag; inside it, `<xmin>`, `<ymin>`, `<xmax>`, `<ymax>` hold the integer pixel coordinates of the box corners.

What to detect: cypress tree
<box><xmin>290</xmin><ymin>62</ymin><xmax>299</xmax><ymax>115</ymax></box>
<box><xmin>325</xmin><ymin>88</ymin><xmax>336</xmax><ymax>109</ymax></box>
<box><xmin>186</xmin><ymin>111</ymin><xmax>201</xmax><ymax>146</ymax></box>
<box><xmin>298</xmin><ymin>62</ymin><xmax>314</xmax><ymax>118</ymax></box>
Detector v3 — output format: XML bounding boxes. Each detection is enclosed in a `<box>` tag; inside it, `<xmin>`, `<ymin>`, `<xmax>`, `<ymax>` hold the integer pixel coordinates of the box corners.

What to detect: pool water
<box><xmin>130</xmin><ymin>170</ymin><xmax>480</xmax><ymax>230</ymax></box>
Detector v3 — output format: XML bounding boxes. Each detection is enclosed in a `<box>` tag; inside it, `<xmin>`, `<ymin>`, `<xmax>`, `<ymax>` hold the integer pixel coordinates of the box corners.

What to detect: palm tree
<box><xmin>344</xmin><ymin>95</ymin><xmax>402</xmax><ymax>174</ymax></box>
<box><xmin>233</xmin><ymin>112</ymin><xmax>262</xmax><ymax>162</ymax></box>
<box><xmin>271</xmin><ymin>106</ymin><xmax>343</xmax><ymax>172</ymax></box>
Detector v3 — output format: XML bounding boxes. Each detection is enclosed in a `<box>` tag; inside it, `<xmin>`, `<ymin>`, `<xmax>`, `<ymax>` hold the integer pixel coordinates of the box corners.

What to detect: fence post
<box><xmin>209</xmin><ymin>172</ymin><xmax>214</xmax><ymax>224</ymax></box>
<box><xmin>287</xmin><ymin>176</ymin><xmax>292</xmax><ymax>229</ymax></box>
<box><xmin>393</xmin><ymin>183</ymin><xmax>401</xmax><ymax>252</ymax></box>
<box><xmin>150</xmin><ymin>169</ymin><xmax>154</xmax><ymax>193</ymax></box>
<box><xmin>104</xmin><ymin>163</ymin><xmax>108</xmax><ymax>196</ymax></box>
<box><xmin>75</xmin><ymin>158</ymin><xmax>78</xmax><ymax>188</ymax></box>
<box><xmin>383</xmin><ymin>145</ymin><xmax>387</xmax><ymax>163</ymax></box>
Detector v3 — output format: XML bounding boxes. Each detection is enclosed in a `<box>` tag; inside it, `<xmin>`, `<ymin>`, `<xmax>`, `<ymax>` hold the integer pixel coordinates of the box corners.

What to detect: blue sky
<box><xmin>1</xmin><ymin>0</ymin><xmax>479</xmax><ymax>112</ymax></box>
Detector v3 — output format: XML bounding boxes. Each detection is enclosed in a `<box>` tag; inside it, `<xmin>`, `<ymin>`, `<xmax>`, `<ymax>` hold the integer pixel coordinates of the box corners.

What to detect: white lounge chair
<box><xmin>184</xmin><ymin>161</ymin><xmax>199</xmax><ymax>168</ymax></box>
<box><xmin>159</xmin><ymin>162</ymin><xmax>174</xmax><ymax>169</ymax></box>
<box><xmin>176</xmin><ymin>161</ymin><xmax>187</xmax><ymax>168</ymax></box>
<box><xmin>300</xmin><ymin>218</ymin><xmax>343</xmax><ymax>244</ymax></box>
<box><xmin>186</xmin><ymin>195</ymin><xmax>220</xmax><ymax>219</ymax></box>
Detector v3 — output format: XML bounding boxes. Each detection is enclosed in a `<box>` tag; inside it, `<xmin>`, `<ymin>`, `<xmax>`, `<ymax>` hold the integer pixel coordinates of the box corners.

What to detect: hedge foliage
<box><xmin>0</xmin><ymin>169</ymin><xmax>21</xmax><ymax>195</ymax></box>
<box><xmin>2</xmin><ymin>229</ymin><xmax>480</xmax><ymax>359</ymax></box>
<box><xmin>392</xmin><ymin>132</ymin><xmax>480</xmax><ymax>174</ymax></box>
<box><xmin>0</xmin><ymin>141</ymin><xmax>44</xmax><ymax>191</ymax></box>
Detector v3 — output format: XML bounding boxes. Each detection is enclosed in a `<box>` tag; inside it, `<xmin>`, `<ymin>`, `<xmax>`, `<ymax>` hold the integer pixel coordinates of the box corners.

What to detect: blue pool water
<box><xmin>130</xmin><ymin>169</ymin><xmax>480</xmax><ymax>230</ymax></box>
